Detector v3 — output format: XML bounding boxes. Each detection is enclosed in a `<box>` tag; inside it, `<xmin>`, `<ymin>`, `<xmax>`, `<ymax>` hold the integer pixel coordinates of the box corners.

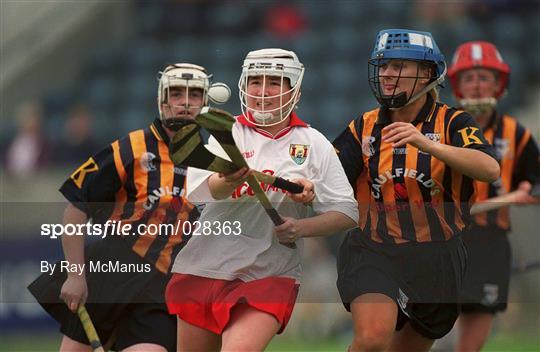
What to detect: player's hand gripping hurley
<box><xmin>169</xmin><ymin>123</ymin><xmax>303</xmax><ymax>195</ymax></box>
<box><xmin>470</xmin><ymin>183</ymin><xmax>540</xmax><ymax>215</ymax></box>
<box><xmin>194</xmin><ymin>107</ymin><xmax>298</xmax><ymax>248</ymax></box>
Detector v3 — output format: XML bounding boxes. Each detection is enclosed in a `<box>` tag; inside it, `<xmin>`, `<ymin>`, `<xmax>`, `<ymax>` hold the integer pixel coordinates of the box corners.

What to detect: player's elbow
<box><xmin>479</xmin><ymin>156</ymin><xmax>500</xmax><ymax>183</ymax></box>
<box><xmin>337</xmin><ymin>214</ymin><xmax>358</xmax><ymax>233</ymax></box>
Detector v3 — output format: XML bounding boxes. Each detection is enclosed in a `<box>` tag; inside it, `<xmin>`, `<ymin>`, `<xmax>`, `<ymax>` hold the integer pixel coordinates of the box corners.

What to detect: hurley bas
<box><xmin>41</xmin><ymin>260</ymin><xmax>152</xmax><ymax>276</ymax></box>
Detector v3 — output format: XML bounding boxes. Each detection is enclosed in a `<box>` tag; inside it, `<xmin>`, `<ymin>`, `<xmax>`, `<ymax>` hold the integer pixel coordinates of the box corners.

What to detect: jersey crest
<box><xmin>289</xmin><ymin>144</ymin><xmax>309</xmax><ymax>165</ymax></box>
<box><xmin>362</xmin><ymin>136</ymin><xmax>376</xmax><ymax>157</ymax></box>
<box><xmin>140</xmin><ymin>152</ymin><xmax>158</xmax><ymax>172</ymax></box>
<box><xmin>494</xmin><ymin>138</ymin><xmax>510</xmax><ymax>160</ymax></box>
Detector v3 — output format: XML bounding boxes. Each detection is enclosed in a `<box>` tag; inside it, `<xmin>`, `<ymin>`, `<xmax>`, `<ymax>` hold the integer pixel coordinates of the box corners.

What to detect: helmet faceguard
<box><xmin>368</xmin><ymin>29</ymin><xmax>446</xmax><ymax>109</ymax></box>
<box><xmin>448</xmin><ymin>41</ymin><xmax>510</xmax><ymax>115</ymax></box>
<box><xmin>459</xmin><ymin>97</ymin><xmax>498</xmax><ymax>116</ymax></box>
<box><xmin>158</xmin><ymin>63</ymin><xmax>231</xmax><ymax>131</ymax></box>
<box><xmin>238</xmin><ymin>48</ymin><xmax>304</xmax><ymax>127</ymax></box>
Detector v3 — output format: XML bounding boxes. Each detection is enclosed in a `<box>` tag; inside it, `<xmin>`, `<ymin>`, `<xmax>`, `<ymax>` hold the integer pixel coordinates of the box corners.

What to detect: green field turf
<box><xmin>1</xmin><ymin>332</ymin><xmax>539</xmax><ymax>352</ymax></box>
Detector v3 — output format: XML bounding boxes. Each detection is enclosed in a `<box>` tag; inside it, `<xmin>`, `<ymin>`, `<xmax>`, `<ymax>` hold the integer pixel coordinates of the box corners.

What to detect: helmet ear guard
<box><xmin>368</xmin><ymin>29</ymin><xmax>447</xmax><ymax>109</ymax></box>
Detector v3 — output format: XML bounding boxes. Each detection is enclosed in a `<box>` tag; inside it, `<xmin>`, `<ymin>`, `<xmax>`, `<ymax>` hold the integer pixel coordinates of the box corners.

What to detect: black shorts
<box><xmin>460</xmin><ymin>224</ymin><xmax>511</xmax><ymax>314</ymax></box>
<box><xmin>337</xmin><ymin>229</ymin><xmax>467</xmax><ymax>339</ymax></box>
<box><xmin>27</xmin><ymin>238</ymin><xmax>176</xmax><ymax>352</ymax></box>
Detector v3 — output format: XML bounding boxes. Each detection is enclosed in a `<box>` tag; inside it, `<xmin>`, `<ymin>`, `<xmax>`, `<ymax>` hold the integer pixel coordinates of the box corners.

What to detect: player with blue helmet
<box><xmin>333</xmin><ymin>29</ymin><xmax>500</xmax><ymax>351</ymax></box>
<box><xmin>367</xmin><ymin>29</ymin><xmax>446</xmax><ymax>109</ymax></box>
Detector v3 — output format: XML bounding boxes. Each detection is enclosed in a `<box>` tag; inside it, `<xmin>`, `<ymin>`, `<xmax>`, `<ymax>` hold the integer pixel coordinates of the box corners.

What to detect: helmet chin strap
<box><xmin>162</xmin><ymin>117</ymin><xmax>196</xmax><ymax>131</ymax></box>
<box><xmin>389</xmin><ymin>68</ymin><xmax>446</xmax><ymax>111</ymax></box>
<box><xmin>459</xmin><ymin>97</ymin><xmax>497</xmax><ymax>117</ymax></box>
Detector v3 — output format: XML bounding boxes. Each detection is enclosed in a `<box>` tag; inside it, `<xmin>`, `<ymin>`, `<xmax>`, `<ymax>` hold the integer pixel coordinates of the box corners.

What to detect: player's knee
<box><xmin>221</xmin><ymin>341</ymin><xmax>262</xmax><ymax>352</ymax></box>
<box><xmin>59</xmin><ymin>335</ymin><xmax>93</xmax><ymax>352</ymax></box>
<box><xmin>121</xmin><ymin>343</ymin><xmax>167</xmax><ymax>352</ymax></box>
<box><xmin>457</xmin><ymin>335</ymin><xmax>487</xmax><ymax>352</ymax></box>
<box><xmin>352</xmin><ymin>325</ymin><xmax>393</xmax><ymax>352</ymax></box>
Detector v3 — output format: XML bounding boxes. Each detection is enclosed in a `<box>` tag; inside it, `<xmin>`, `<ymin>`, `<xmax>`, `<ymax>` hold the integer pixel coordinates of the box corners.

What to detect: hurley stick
<box><xmin>77</xmin><ymin>305</ymin><xmax>105</xmax><ymax>352</ymax></box>
<box><xmin>195</xmin><ymin>107</ymin><xmax>298</xmax><ymax>248</ymax></box>
<box><xmin>470</xmin><ymin>183</ymin><xmax>540</xmax><ymax>215</ymax></box>
<box><xmin>170</xmin><ymin>123</ymin><xmax>303</xmax><ymax>194</ymax></box>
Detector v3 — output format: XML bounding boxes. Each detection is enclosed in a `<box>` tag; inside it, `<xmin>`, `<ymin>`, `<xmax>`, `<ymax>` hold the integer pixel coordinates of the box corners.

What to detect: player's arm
<box><xmin>207</xmin><ymin>167</ymin><xmax>253</xmax><ymax>200</ymax></box>
<box><xmin>512</xmin><ymin>126</ymin><xmax>540</xmax><ymax>203</ymax></box>
<box><xmin>425</xmin><ymin>143</ymin><xmax>499</xmax><ymax>182</ymax></box>
<box><xmin>275</xmin><ymin>135</ymin><xmax>359</xmax><ymax>244</ymax></box>
<box><xmin>332</xmin><ymin>118</ymin><xmax>365</xmax><ymax>192</ymax></box>
<box><xmin>59</xmin><ymin>204</ymin><xmax>89</xmax><ymax>312</ymax></box>
<box><xmin>58</xmin><ymin>145</ymin><xmax>122</xmax><ymax>312</ymax></box>
<box><xmin>383</xmin><ymin>113</ymin><xmax>499</xmax><ymax>182</ymax></box>
<box><xmin>275</xmin><ymin>211</ymin><xmax>356</xmax><ymax>244</ymax></box>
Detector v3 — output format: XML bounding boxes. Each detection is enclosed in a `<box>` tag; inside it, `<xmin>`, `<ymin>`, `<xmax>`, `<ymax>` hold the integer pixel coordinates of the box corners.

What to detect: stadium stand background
<box><xmin>1</xmin><ymin>1</ymin><xmax>539</xmax><ymax>350</ymax></box>
<box><xmin>3</xmin><ymin>1</ymin><xmax>540</xmax><ymax>144</ymax></box>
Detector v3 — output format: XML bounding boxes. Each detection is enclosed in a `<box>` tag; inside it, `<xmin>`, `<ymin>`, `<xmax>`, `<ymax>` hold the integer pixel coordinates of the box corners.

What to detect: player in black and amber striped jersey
<box><xmin>61</xmin><ymin>118</ymin><xmax>197</xmax><ymax>274</ymax></box>
<box><xmin>28</xmin><ymin>63</ymin><xmax>230</xmax><ymax>352</ymax></box>
<box><xmin>447</xmin><ymin>41</ymin><xmax>540</xmax><ymax>352</ymax></box>
<box><xmin>333</xmin><ymin>29</ymin><xmax>499</xmax><ymax>352</ymax></box>
<box><xmin>336</xmin><ymin>99</ymin><xmax>497</xmax><ymax>244</ymax></box>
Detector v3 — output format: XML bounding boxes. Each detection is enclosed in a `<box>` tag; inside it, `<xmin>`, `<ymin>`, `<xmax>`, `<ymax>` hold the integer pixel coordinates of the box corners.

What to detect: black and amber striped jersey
<box><xmin>60</xmin><ymin>119</ymin><xmax>199</xmax><ymax>273</ymax></box>
<box><xmin>333</xmin><ymin>95</ymin><xmax>496</xmax><ymax>243</ymax></box>
<box><xmin>472</xmin><ymin>112</ymin><xmax>540</xmax><ymax>230</ymax></box>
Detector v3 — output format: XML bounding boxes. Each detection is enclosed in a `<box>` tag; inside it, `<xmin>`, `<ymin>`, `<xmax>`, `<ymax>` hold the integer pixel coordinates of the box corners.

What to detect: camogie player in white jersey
<box><xmin>165</xmin><ymin>48</ymin><xmax>358</xmax><ymax>351</ymax></box>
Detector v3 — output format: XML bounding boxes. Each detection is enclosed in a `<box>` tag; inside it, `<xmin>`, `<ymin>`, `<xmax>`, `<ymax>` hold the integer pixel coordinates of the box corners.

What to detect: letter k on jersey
<box><xmin>70</xmin><ymin>157</ymin><xmax>99</xmax><ymax>189</ymax></box>
<box><xmin>458</xmin><ymin>127</ymin><xmax>483</xmax><ymax>147</ymax></box>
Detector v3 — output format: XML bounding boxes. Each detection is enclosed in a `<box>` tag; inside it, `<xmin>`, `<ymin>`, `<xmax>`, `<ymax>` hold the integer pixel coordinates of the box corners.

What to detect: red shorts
<box><xmin>165</xmin><ymin>274</ymin><xmax>299</xmax><ymax>334</ymax></box>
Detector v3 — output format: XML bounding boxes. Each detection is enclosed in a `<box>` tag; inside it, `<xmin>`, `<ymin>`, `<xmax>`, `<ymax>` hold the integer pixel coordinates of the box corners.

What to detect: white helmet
<box><xmin>158</xmin><ymin>63</ymin><xmax>231</xmax><ymax>130</ymax></box>
<box><xmin>238</xmin><ymin>48</ymin><xmax>304</xmax><ymax>127</ymax></box>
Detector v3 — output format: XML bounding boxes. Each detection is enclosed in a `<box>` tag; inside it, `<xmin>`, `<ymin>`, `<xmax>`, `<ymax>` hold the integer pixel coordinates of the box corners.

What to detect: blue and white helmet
<box><xmin>368</xmin><ymin>29</ymin><xmax>447</xmax><ymax>109</ymax></box>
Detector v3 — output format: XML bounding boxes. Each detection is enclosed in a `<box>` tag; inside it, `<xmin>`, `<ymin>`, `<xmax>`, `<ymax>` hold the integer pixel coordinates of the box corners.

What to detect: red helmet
<box><xmin>448</xmin><ymin>41</ymin><xmax>510</xmax><ymax>99</ymax></box>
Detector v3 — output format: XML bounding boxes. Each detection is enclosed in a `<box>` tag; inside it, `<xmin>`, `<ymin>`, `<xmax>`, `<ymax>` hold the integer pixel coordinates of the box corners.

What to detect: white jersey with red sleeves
<box><xmin>171</xmin><ymin>112</ymin><xmax>358</xmax><ymax>282</ymax></box>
